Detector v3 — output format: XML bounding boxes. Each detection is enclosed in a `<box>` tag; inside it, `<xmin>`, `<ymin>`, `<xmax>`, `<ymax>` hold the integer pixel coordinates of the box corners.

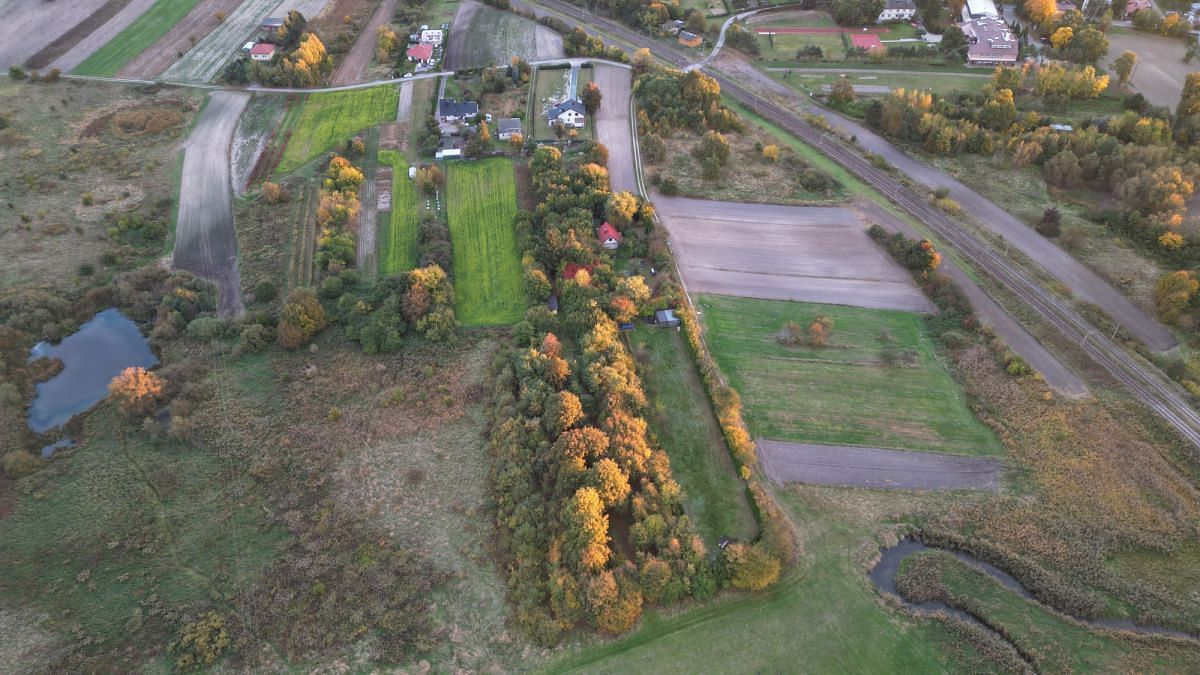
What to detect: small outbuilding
<box><xmin>678</xmin><ymin>31</ymin><xmax>702</xmax><ymax>48</ymax></box>
<box><xmin>654</xmin><ymin>309</ymin><xmax>681</xmax><ymax>328</ymax></box>
<box><xmin>260</xmin><ymin>17</ymin><xmax>285</xmax><ymax>31</ymax></box>
<box><xmin>249</xmin><ymin>43</ymin><xmax>277</xmax><ymax>61</ymax></box>
<box><xmin>597</xmin><ymin>222</ymin><xmax>623</xmax><ymax>250</ymax></box>
<box><xmin>497</xmin><ymin>117</ymin><xmax>523</xmax><ymax>140</ymax></box>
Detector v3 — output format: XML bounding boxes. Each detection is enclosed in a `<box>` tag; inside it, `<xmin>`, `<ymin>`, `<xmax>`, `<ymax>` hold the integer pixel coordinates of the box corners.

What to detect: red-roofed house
<box><xmin>562</xmin><ymin>263</ymin><xmax>595</xmax><ymax>281</ymax></box>
<box><xmin>407</xmin><ymin>42</ymin><xmax>434</xmax><ymax>64</ymax></box>
<box><xmin>597</xmin><ymin>222</ymin><xmax>622</xmax><ymax>250</ymax></box>
<box><xmin>249</xmin><ymin>43</ymin><xmax>277</xmax><ymax>61</ymax></box>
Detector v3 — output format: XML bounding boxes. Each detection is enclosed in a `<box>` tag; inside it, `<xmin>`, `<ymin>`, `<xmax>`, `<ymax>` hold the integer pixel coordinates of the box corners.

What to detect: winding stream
<box><xmin>870</xmin><ymin>539</ymin><xmax>1199</xmax><ymax>642</ymax></box>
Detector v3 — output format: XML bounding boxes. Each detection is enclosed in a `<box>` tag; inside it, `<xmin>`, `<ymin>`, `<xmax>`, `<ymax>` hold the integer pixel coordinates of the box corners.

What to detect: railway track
<box><xmin>522</xmin><ymin>0</ymin><xmax>1200</xmax><ymax>449</ymax></box>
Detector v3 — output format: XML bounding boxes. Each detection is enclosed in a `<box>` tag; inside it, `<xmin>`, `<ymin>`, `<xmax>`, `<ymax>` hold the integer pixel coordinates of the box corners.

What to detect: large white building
<box><xmin>964</xmin><ymin>0</ymin><xmax>1000</xmax><ymax>19</ymax></box>
<box><xmin>877</xmin><ymin>0</ymin><xmax>918</xmax><ymax>22</ymax></box>
<box><xmin>964</xmin><ymin>16</ymin><xmax>1018</xmax><ymax>65</ymax></box>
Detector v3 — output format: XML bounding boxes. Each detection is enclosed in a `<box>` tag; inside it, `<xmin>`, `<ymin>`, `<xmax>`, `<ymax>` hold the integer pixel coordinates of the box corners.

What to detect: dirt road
<box><xmin>758</xmin><ymin>439</ymin><xmax>1002</xmax><ymax>490</ymax></box>
<box><xmin>47</xmin><ymin>0</ymin><xmax>159</xmax><ymax>72</ymax></box>
<box><xmin>592</xmin><ymin>62</ymin><xmax>637</xmax><ymax>194</ymax></box>
<box><xmin>852</xmin><ymin>198</ymin><xmax>1088</xmax><ymax>398</ymax></box>
<box><xmin>174</xmin><ymin>90</ymin><xmax>250</xmax><ymax>317</ymax></box>
<box><xmin>656</xmin><ymin>196</ymin><xmax>934</xmax><ymax>313</ymax></box>
<box><xmin>332</xmin><ymin>0</ymin><xmax>398</xmax><ymax>86</ymax></box>
<box><xmin>0</xmin><ymin>0</ymin><xmax>112</xmax><ymax>69</ymax></box>
<box><xmin>1106</xmin><ymin>29</ymin><xmax>1189</xmax><ymax>108</ymax></box>
<box><xmin>119</xmin><ymin>0</ymin><xmax>244</xmax><ymax>79</ymax></box>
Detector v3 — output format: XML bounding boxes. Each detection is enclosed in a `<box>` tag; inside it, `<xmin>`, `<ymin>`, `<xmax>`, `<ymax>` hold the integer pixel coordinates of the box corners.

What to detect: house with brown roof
<box><xmin>407</xmin><ymin>42</ymin><xmax>434</xmax><ymax>64</ymax></box>
<box><xmin>678</xmin><ymin>31</ymin><xmax>703</xmax><ymax>48</ymax></box>
<box><xmin>249</xmin><ymin>43</ymin><xmax>277</xmax><ymax>62</ymax></box>
<box><xmin>964</xmin><ymin>16</ymin><xmax>1018</xmax><ymax>65</ymax></box>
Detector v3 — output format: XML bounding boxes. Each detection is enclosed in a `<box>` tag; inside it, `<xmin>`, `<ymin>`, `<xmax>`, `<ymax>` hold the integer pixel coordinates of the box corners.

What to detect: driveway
<box><xmin>174</xmin><ymin>90</ymin><xmax>250</xmax><ymax>317</ymax></box>
<box><xmin>656</xmin><ymin>196</ymin><xmax>934</xmax><ymax>313</ymax></box>
<box><xmin>759</xmin><ymin>439</ymin><xmax>1002</xmax><ymax>490</ymax></box>
<box><xmin>591</xmin><ymin>62</ymin><xmax>637</xmax><ymax>194</ymax></box>
<box><xmin>851</xmin><ymin>198</ymin><xmax>1088</xmax><ymax>398</ymax></box>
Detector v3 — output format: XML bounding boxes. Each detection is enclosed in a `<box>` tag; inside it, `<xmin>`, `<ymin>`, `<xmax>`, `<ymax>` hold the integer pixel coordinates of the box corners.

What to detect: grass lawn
<box><xmin>446</xmin><ymin>158</ymin><xmax>523</xmax><ymax>326</ymax></box>
<box><xmin>277</xmin><ymin>86</ymin><xmax>399</xmax><ymax>174</ymax></box>
<box><xmin>909</xmin><ymin>550</ymin><xmax>1200</xmax><ymax>672</ymax></box>
<box><xmin>628</xmin><ymin>327</ymin><xmax>758</xmax><ymax>544</ymax></box>
<box><xmin>545</xmin><ymin>486</ymin><xmax>992</xmax><ymax>673</ymax></box>
<box><xmin>74</xmin><ymin>0</ymin><xmax>203</xmax><ymax>76</ymax></box>
<box><xmin>697</xmin><ymin>295</ymin><xmax>1003</xmax><ymax>456</ymax></box>
<box><xmin>760</xmin><ymin>32</ymin><xmax>848</xmax><ymax>60</ymax></box>
<box><xmin>377</xmin><ymin>150</ymin><xmax>421</xmax><ymax>276</ymax></box>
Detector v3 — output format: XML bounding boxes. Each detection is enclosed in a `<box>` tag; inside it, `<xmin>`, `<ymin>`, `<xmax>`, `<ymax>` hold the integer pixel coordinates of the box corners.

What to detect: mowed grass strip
<box><xmin>74</xmin><ymin>0</ymin><xmax>204</xmax><ymax>76</ymax></box>
<box><xmin>629</xmin><ymin>327</ymin><xmax>758</xmax><ymax>544</ymax></box>
<box><xmin>377</xmin><ymin>150</ymin><xmax>420</xmax><ymax>276</ymax></box>
<box><xmin>277</xmin><ymin>86</ymin><xmax>399</xmax><ymax>174</ymax></box>
<box><xmin>698</xmin><ymin>295</ymin><xmax>1003</xmax><ymax>457</ymax></box>
<box><xmin>447</xmin><ymin>158</ymin><xmax>524</xmax><ymax>326</ymax></box>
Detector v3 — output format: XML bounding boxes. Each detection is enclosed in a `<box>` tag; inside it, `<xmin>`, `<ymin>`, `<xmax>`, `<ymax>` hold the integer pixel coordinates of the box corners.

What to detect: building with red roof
<box><xmin>249</xmin><ymin>43</ymin><xmax>277</xmax><ymax>61</ymax></box>
<box><xmin>597</xmin><ymin>222</ymin><xmax>623</xmax><ymax>250</ymax></box>
<box><xmin>406</xmin><ymin>42</ymin><xmax>434</xmax><ymax>64</ymax></box>
<box><xmin>561</xmin><ymin>263</ymin><xmax>595</xmax><ymax>281</ymax></box>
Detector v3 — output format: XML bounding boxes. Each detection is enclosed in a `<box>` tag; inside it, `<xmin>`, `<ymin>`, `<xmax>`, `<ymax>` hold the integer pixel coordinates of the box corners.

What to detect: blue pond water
<box><xmin>26</xmin><ymin>308</ymin><xmax>157</xmax><ymax>434</ymax></box>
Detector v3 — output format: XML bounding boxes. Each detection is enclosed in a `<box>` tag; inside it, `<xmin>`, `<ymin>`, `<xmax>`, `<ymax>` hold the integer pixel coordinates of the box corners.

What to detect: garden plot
<box><xmin>446</xmin><ymin>159</ymin><xmax>524</xmax><ymax>326</ymax></box>
<box><xmin>231</xmin><ymin>94</ymin><xmax>286</xmax><ymax>196</ymax></box>
<box><xmin>445</xmin><ymin>0</ymin><xmax>563</xmax><ymax>70</ymax></box>
<box><xmin>655</xmin><ymin>196</ymin><xmax>931</xmax><ymax>312</ymax></box>
<box><xmin>276</xmin><ymin>85</ymin><xmax>399</xmax><ymax>174</ymax></box>
<box><xmin>162</xmin><ymin>0</ymin><xmax>332</xmax><ymax>82</ymax></box>
<box><xmin>0</xmin><ymin>0</ymin><xmax>112</xmax><ymax>70</ymax></box>
<box><xmin>377</xmin><ymin>150</ymin><xmax>421</xmax><ymax>277</ymax></box>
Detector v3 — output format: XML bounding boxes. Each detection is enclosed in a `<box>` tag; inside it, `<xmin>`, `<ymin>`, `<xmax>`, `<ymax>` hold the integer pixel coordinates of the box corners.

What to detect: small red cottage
<box><xmin>597</xmin><ymin>222</ymin><xmax>622</xmax><ymax>250</ymax></box>
<box><xmin>249</xmin><ymin>43</ymin><xmax>277</xmax><ymax>62</ymax></box>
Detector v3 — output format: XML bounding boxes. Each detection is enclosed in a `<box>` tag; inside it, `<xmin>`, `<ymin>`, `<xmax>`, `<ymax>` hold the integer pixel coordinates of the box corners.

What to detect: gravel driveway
<box><xmin>174</xmin><ymin>91</ymin><xmax>250</xmax><ymax>317</ymax></box>
<box><xmin>656</xmin><ymin>196</ymin><xmax>934</xmax><ymax>313</ymax></box>
<box><xmin>592</xmin><ymin>62</ymin><xmax>637</xmax><ymax>194</ymax></box>
<box><xmin>759</xmin><ymin>439</ymin><xmax>1002</xmax><ymax>490</ymax></box>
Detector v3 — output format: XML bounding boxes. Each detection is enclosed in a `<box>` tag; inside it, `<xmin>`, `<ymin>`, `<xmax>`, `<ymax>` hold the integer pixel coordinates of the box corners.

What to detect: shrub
<box><xmin>2</xmin><ymin>450</ymin><xmax>43</xmax><ymax>478</ymax></box>
<box><xmin>185</xmin><ymin>317</ymin><xmax>231</xmax><ymax>341</ymax></box>
<box><xmin>1036</xmin><ymin>207</ymin><xmax>1062</xmax><ymax>237</ymax></box>
<box><xmin>109</xmin><ymin>367</ymin><xmax>165</xmax><ymax>418</ymax></box>
<box><xmin>8</xmin><ymin>65</ymin><xmax>25</xmax><ymax>80</ymax></box>
<box><xmin>171</xmin><ymin>612</ymin><xmax>230</xmax><ymax>671</ymax></box>
<box><xmin>253</xmin><ymin>279</ymin><xmax>277</xmax><ymax>303</ymax></box>
<box><xmin>726</xmin><ymin>542</ymin><xmax>781</xmax><ymax>591</ymax></box>
<box><xmin>240</xmin><ymin>323</ymin><xmax>273</xmax><ymax>352</ymax></box>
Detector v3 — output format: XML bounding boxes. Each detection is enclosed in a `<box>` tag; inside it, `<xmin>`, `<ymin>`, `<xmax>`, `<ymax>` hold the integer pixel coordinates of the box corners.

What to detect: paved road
<box><xmin>759</xmin><ymin>439</ymin><xmax>1002</xmax><ymax>490</ymax></box>
<box><xmin>657</xmin><ymin>196</ymin><xmax>933</xmax><ymax>312</ymax></box>
<box><xmin>174</xmin><ymin>90</ymin><xmax>250</xmax><ymax>317</ymax></box>
<box><xmin>592</xmin><ymin>62</ymin><xmax>637</xmax><ymax>194</ymax></box>
<box><xmin>332</xmin><ymin>0</ymin><xmax>399</xmax><ymax>86</ymax></box>
<box><xmin>852</xmin><ymin>198</ymin><xmax>1088</xmax><ymax>398</ymax></box>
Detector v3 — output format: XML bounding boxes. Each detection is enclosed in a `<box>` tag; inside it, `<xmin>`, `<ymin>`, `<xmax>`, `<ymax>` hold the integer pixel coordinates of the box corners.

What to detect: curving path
<box><xmin>174</xmin><ymin>90</ymin><xmax>250</xmax><ymax>317</ymax></box>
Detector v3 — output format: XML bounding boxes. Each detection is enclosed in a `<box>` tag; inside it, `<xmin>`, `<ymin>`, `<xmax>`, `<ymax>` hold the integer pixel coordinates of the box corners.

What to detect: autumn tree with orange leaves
<box><xmin>109</xmin><ymin>367</ymin><xmax>164</xmax><ymax>417</ymax></box>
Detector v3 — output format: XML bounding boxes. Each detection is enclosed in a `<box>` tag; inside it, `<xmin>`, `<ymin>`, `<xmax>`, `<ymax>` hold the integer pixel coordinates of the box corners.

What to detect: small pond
<box><xmin>26</xmin><ymin>308</ymin><xmax>157</xmax><ymax>434</ymax></box>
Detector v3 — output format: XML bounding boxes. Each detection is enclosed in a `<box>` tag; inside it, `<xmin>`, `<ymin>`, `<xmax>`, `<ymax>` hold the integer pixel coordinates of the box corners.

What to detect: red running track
<box><xmin>754</xmin><ymin>26</ymin><xmax>890</xmax><ymax>33</ymax></box>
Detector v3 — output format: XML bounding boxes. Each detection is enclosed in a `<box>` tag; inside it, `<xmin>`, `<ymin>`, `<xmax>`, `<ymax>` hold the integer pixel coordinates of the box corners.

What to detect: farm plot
<box><xmin>73</xmin><ymin>0</ymin><xmax>203</xmax><ymax>76</ymax></box>
<box><xmin>161</xmin><ymin>0</ymin><xmax>331</xmax><ymax>82</ymax></box>
<box><xmin>698</xmin><ymin>294</ymin><xmax>1004</xmax><ymax>457</ymax></box>
<box><xmin>377</xmin><ymin>150</ymin><xmax>421</xmax><ymax>276</ymax></box>
<box><xmin>231</xmin><ymin>94</ymin><xmax>287</xmax><ymax>196</ymax></box>
<box><xmin>118</xmin><ymin>0</ymin><xmax>244</xmax><ymax>78</ymax></box>
<box><xmin>445</xmin><ymin>0</ymin><xmax>563</xmax><ymax>70</ymax></box>
<box><xmin>446</xmin><ymin>159</ymin><xmax>524</xmax><ymax>326</ymax></box>
<box><xmin>0</xmin><ymin>0</ymin><xmax>112</xmax><ymax>72</ymax></box>
<box><xmin>276</xmin><ymin>85</ymin><xmax>399</xmax><ymax>174</ymax></box>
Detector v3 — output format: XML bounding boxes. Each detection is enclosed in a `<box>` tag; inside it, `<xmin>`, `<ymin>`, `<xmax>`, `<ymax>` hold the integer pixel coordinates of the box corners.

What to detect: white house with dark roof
<box><xmin>438</xmin><ymin>98</ymin><xmax>479</xmax><ymax>122</ymax></box>
<box><xmin>547</xmin><ymin>99</ymin><xmax>586</xmax><ymax>128</ymax></box>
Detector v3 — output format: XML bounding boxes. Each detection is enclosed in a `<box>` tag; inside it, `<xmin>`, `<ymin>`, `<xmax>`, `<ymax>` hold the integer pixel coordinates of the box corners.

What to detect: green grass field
<box><xmin>74</xmin><ymin>0</ymin><xmax>204</xmax><ymax>76</ymax></box>
<box><xmin>629</xmin><ymin>327</ymin><xmax>758</xmax><ymax>544</ymax></box>
<box><xmin>697</xmin><ymin>295</ymin><xmax>1003</xmax><ymax>456</ymax></box>
<box><xmin>377</xmin><ymin>150</ymin><xmax>421</xmax><ymax>277</ymax></box>
<box><xmin>545</xmin><ymin>487</ymin><xmax>990</xmax><ymax>673</ymax></box>
<box><xmin>770</xmin><ymin>70</ymin><xmax>989</xmax><ymax>97</ymax></box>
<box><xmin>277</xmin><ymin>86</ymin><xmax>399</xmax><ymax>175</ymax></box>
<box><xmin>446</xmin><ymin>158</ymin><xmax>524</xmax><ymax>326</ymax></box>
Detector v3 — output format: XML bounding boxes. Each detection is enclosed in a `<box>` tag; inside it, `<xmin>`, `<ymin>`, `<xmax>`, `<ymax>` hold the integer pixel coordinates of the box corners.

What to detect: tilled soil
<box><xmin>330</xmin><ymin>0</ymin><xmax>396</xmax><ymax>86</ymax></box>
<box><xmin>0</xmin><ymin>0</ymin><xmax>113</xmax><ymax>71</ymax></box>
<box><xmin>173</xmin><ymin>90</ymin><xmax>250</xmax><ymax>317</ymax></box>
<box><xmin>119</xmin><ymin>0</ymin><xmax>245</xmax><ymax>79</ymax></box>
<box><xmin>24</xmin><ymin>0</ymin><xmax>134</xmax><ymax>69</ymax></box>
<box><xmin>592</xmin><ymin>62</ymin><xmax>637</xmax><ymax>194</ymax></box>
<box><xmin>656</xmin><ymin>195</ymin><xmax>934</xmax><ymax>313</ymax></box>
<box><xmin>758</xmin><ymin>439</ymin><xmax>1002</xmax><ymax>490</ymax></box>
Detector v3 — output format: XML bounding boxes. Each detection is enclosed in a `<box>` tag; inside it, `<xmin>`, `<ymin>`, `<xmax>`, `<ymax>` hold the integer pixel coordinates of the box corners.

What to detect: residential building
<box><xmin>877</xmin><ymin>0</ymin><xmax>917</xmax><ymax>22</ymax></box>
<box><xmin>547</xmin><ymin>99</ymin><xmax>586</xmax><ymax>128</ymax></box>
<box><xmin>497</xmin><ymin>118</ymin><xmax>522</xmax><ymax>141</ymax></box>
<box><xmin>964</xmin><ymin>16</ymin><xmax>1018</xmax><ymax>65</ymax></box>
<box><xmin>678</xmin><ymin>31</ymin><xmax>703</xmax><ymax>47</ymax></box>
<box><xmin>654</xmin><ymin>309</ymin><xmax>681</xmax><ymax>328</ymax></box>
<box><xmin>438</xmin><ymin>98</ymin><xmax>479</xmax><ymax>122</ymax></box>
<box><xmin>406</xmin><ymin>42</ymin><xmax>434</xmax><ymax>64</ymax></box>
<box><xmin>964</xmin><ymin>0</ymin><xmax>999</xmax><ymax>18</ymax></box>
<box><xmin>260</xmin><ymin>17</ymin><xmax>284</xmax><ymax>31</ymax></box>
<box><xmin>420</xmin><ymin>29</ymin><xmax>444</xmax><ymax>45</ymax></box>
<box><xmin>597</xmin><ymin>222</ymin><xmax>623</xmax><ymax>250</ymax></box>
<box><xmin>249</xmin><ymin>43</ymin><xmax>277</xmax><ymax>62</ymax></box>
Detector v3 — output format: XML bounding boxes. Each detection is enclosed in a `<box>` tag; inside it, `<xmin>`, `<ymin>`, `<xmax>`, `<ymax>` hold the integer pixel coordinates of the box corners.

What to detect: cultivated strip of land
<box><xmin>73</xmin><ymin>0</ymin><xmax>205</xmax><ymax>76</ymax></box>
<box><xmin>758</xmin><ymin>439</ymin><xmax>1002</xmax><ymax>491</ymax></box>
<box><xmin>119</xmin><ymin>0</ymin><xmax>245</xmax><ymax>79</ymax></box>
<box><xmin>657</xmin><ymin>196</ymin><xmax>933</xmax><ymax>313</ymax></box>
<box><xmin>24</xmin><ymin>0</ymin><xmax>137</xmax><ymax>70</ymax></box>
<box><xmin>592</xmin><ymin>62</ymin><xmax>637</xmax><ymax>194</ymax></box>
<box><xmin>331</xmin><ymin>0</ymin><xmax>399</xmax><ymax>86</ymax></box>
<box><xmin>0</xmin><ymin>0</ymin><xmax>113</xmax><ymax>70</ymax></box>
